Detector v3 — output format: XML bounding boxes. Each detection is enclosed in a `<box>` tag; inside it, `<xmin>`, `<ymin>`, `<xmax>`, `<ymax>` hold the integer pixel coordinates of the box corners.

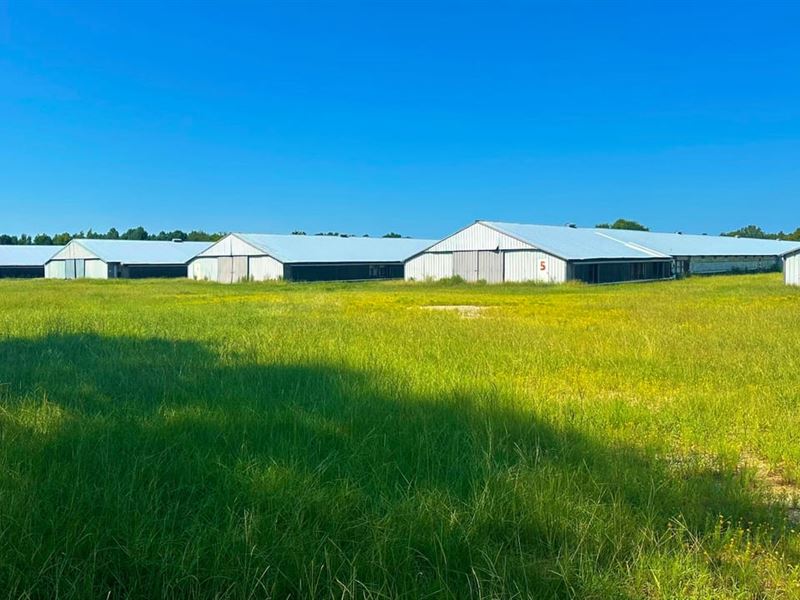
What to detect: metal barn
<box><xmin>45</xmin><ymin>239</ymin><xmax>212</xmax><ymax>279</ymax></box>
<box><xmin>785</xmin><ymin>248</ymin><xmax>800</xmax><ymax>286</ymax></box>
<box><xmin>189</xmin><ymin>234</ymin><xmax>436</xmax><ymax>283</ymax></box>
<box><xmin>590</xmin><ymin>229</ymin><xmax>800</xmax><ymax>277</ymax></box>
<box><xmin>405</xmin><ymin>221</ymin><xmax>800</xmax><ymax>284</ymax></box>
<box><xmin>0</xmin><ymin>245</ymin><xmax>62</xmax><ymax>278</ymax></box>
<box><xmin>406</xmin><ymin>221</ymin><xmax>673</xmax><ymax>284</ymax></box>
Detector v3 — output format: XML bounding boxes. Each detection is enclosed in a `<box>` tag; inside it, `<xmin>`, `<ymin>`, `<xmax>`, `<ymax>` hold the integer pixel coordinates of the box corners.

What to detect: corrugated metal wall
<box><xmin>189</xmin><ymin>254</ymin><xmax>283</xmax><ymax>282</ymax></box>
<box><xmin>84</xmin><ymin>259</ymin><xmax>108</xmax><ymax>279</ymax></box>
<box><xmin>44</xmin><ymin>261</ymin><xmax>65</xmax><ymax>279</ymax></box>
<box><xmin>404</xmin><ymin>253</ymin><xmax>454</xmax><ymax>280</ymax></box>
<box><xmin>188</xmin><ymin>257</ymin><xmax>219</xmax><ymax>281</ymax></box>
<box><xmin>248</xmin><ymin>256</ymin><xmax>284</xmax><ymax>281</ymax></box>
<box><xmin>477</xmin><ymin>251</ymin><xmax>504</xmax><ymax>283</ymax></box>
<box><xmin>231</xmin><ymin>256</ymin><xmax>248</xmax><ymax>282</ymax></box>
<box><xmin>786</xmin><ymin>254</ymin><xmax>800</xmax><ymax>286</ymax></box>
<box><xmin>504</xmin><ymin>250</ymin><xmax>567</xmax><ymax>283</ymax></box>
<box><xmin>427</xmin><ymin>222</ymin><xmax>534</xmax><ymax>252</ymax></box>
<box><xmin>406</xmin><ymin>247</ymin><xmax>567</xmax><ymax>284</ymax></box>
<box><xmin>196</xmin><ymin>235</ymin><xmax>264</xmax><ymax>258</ymax></box>
<box><xmin>218</xmin><ymin>257</ymin><xmax>234</xmax><ymax>283</ymax></box>
<box><xmin>45</xmin><ymin>258</ymin><xmax>114</xmax><ymax>279</ymax></box>
<box><xmin>453</xmin><ymin>251</ymin><xmax>479</xmax><ymax>281</ymax></box>
<box><xmin>193</xmin><ymin>235</ymin><xmax>285</xmax><ymax>283</ymax></box>
<box><xmin>50</xmin><ymin>242</ymin><xmax>97</xmax><ymax>261</ymax></box>
<box><xmin>690</xmin><ymin>256</ymin><xmax>780</xmax><ymax>274</ymax></box>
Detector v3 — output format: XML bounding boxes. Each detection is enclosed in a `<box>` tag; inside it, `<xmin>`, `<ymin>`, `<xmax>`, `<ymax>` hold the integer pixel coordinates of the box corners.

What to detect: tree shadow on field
<box><xmin>0</xmin><ymin>334</ymin><xmax>786</xmax><ymax>599</ymax></box>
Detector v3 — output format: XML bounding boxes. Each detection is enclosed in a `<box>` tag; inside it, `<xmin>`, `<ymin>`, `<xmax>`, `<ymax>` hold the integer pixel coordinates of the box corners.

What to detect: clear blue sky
<box><xmin>1</xmin><ymin>0</ymin><xmax>799</xmax><ymax>238</ymax></box>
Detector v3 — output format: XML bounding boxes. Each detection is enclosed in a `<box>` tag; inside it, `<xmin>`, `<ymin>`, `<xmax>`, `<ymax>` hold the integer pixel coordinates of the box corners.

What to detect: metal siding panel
<box><xmin>189</xmin><ymin>257</ymin><xmax>219</xmax><ymax>281</ymax></box>
<box><xmin>232</xmin><ymin>256</ymin><xmax>249</xmax><ymax>282</ymax></box>
<box><xmin>218</xmin><ymin>257</ymin><xmax>233</xmax><ymax>283</ymax></box>
<box><xmin>786</xmin><ymin>254</ymin><xmax>800</xmax><ymax>285</ymax></box>
<box><xmin>51</xmin><ymin>242</ymin><xmax>97</xmax><ymax>261</ymax></box>
<box><xmin>248</xmin><ymin>256</ymin><xmax>283</xmax><ymax>281</ymax></box>
<box><xmin>404</xmin><ymin>253</ymin><xmax>454</xmax><ymax>280</ymax></box>
<box><xmin>230</xmin><ymin>237</ymin><xmax>268</xmax><ymax>256</ymax></box>
<box><xmin>45</xmin><ymin>261</ymin><xmax>66</xmax><ymax>279</ymax></box>
<box><xmin>504</xmin><ymin>251</ymin><xmax>535</xmax><ymax>282</ymax></box>
<box><xmin>453</xmin><ymin>251</ymin><xmax>478</xmax><ymax>281</ymax></box>
<box><xmin>477</xmin><ymin>251</ymin><xmax>503</xmax><ymax>283</ymax></box>
<box><xmin>197</xmin><ymin>235</ymin><xmax>233</xmax><ymax>257</ymax></box>
<box><xmin>503</xmin><ymin>251</ymin><xmax>567</xmax><ymax>283</ymax></box>
<box><xmin>549</xmin><ymin>255</ymin><xmax>567</xmax><ymax>283</ymax></box>
<box><xmin>428</xmin><ymin>223</ymin><xmax>533</xmax><ymax>253</ymax></box>
<box><xmin>84</xmin><ymin>259</ymin><xmax>108</xmax><ymax>279</ymax></box>
<box><xmin>64</xmin><ymin>260</ymin><xmax>76</xmax><ymax>279</ymax></box>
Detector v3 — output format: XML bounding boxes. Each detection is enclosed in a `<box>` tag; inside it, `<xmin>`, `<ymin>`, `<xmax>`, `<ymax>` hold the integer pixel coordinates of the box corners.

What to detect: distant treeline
<box><xmin>0</xmin><ymin>227</ymin><xmax>407</xmax><ymax>245</ymax></box>
<box><xmin>719</xmin><ymin>225</ymin><xmax>800</xmax><ymax>241</ymax></box>
<box><xmin>0</xmin><ymin>227</ymin><xmax>224</xmax><ymax>246</ymax></box>
<box><xmin>596</xmin><ymin>219</ymin><xmax>800</xmax><ymax>240</ymax></box>
<box><xmin>3</xmin><ymin>219</ymin><xmax>798</xmax><ymax>245</ymax></box>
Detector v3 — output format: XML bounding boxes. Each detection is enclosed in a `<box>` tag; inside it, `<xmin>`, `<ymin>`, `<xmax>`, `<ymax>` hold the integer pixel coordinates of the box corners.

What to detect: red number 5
<box><xmin>539</xmin><ymin>260</ymin><xmax>546</xmax><ymax>271</ymax></box>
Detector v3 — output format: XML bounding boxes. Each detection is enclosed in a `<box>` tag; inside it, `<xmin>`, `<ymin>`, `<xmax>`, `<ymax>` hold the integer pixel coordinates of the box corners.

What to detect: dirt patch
<box><xmin>740</xmin><ymin>452</ymin><xmax>800</xmax><ymax>523</ymax></box>
<box><xmin>420</xmin><ymin>305</ymin><xmax>489</xmax><ymax>319</ymax></box>
<box><xmin>663</xmin><ymin>450</ymin><xmax>800</xmax><ymax>524</ymax></box>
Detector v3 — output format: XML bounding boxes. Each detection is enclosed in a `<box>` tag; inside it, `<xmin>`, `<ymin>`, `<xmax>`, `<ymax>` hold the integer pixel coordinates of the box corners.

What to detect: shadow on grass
<box><xmin>0</xmin><ymin>334</ymin><xmax>784</xmax><ymax>599</ymax></box>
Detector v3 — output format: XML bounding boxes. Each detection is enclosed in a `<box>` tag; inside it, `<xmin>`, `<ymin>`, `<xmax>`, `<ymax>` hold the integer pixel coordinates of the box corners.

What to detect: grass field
<box><xmin>1</xmin><ymin>274</ymin><xmax>800</xmax><ymax>599</ymax></box>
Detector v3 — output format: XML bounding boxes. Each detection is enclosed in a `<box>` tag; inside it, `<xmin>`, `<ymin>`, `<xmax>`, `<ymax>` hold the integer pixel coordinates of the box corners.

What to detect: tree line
<box><xmin>2</xmin><ymin>219</ymin><xmax>798</xmax><ymax>245</ymax></box>
<box><xmin>0</xmin><ymin>227</ymin><xmax>407</xmax><ymax>245</ymax></box>
<box><xmin>0</xmin><ymin>227</ymin><xmax>224</xmax><ymax>246</ymax></box>
<box><xmin>719</xmin><ymin>224</ymin><xmax>800</xmax><ymax>241</ymax></box>
<box><xmin>595</xmin><ymin>219</ymin><xmax>800</xmax><ymax>240</ymax></box>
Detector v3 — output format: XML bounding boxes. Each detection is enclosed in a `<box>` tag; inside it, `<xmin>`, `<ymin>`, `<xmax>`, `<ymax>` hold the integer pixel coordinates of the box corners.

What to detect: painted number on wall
<box><xmin>539</xmin><ymin>260</ymin><xmax>546</xmax><ymax>271</ymax></box>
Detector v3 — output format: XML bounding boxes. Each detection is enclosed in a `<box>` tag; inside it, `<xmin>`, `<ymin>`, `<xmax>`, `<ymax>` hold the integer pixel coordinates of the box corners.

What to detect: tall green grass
<box><xmin>0</xmin><ymin>274</ymin><xmax>799</xmax><ymax>598</ymax></box>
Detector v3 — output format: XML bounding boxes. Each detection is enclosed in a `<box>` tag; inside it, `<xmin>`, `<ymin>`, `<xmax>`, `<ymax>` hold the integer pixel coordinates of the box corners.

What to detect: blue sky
<box><xmin>1</xmin><ymin>1</ymin><xmax>799</xmax><ymax>238</ymax></box>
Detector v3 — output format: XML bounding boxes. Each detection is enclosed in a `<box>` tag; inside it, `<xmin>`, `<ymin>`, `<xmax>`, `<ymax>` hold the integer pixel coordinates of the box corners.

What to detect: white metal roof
<box><xmin>57</xmin><ymin>239</ymin><xmax>212</xmax><ymax>265</ymax></box>
<box><xmin>0</xmin><ymin>245</ymin><xmax>62</xmax><ymax>267</ymax></box>
<box><xmin>593</xmin><ymin>228</ymin><xmax>800</xmax><ymax>258</ymax></box>
<box><xmin>234</xmin><ymin>234</ymin><xmax>438</xmax><ymax>264</ymax></box>
<box><xmin>783</xmin><ymin>246</ymin><xmax>800</xmax><ymax>258</ymax></box>
<box><xmin>481</xmin><ymin>221</ymin><xmax>800</xmax><ymax>260</ymax></box>
<box><xmin>481</xmin><ymin>222</ymin><xmax>671</xmax><ymax>261</ymax></box>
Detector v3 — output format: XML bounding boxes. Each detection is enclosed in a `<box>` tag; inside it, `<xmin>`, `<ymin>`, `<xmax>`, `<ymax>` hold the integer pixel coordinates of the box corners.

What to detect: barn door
<box><xmin>453</xmin><ymin>251</ymin><xmax>478</xmax><ymax>282</ymax></box>
<box><xmin>65</xmin><ymin>260</ymin><xmax>76</xmax><ymax>279</ymax></box>
<box><xmin>232</xmin><ymin>256</ymin><xmax>249</xmax><ymax>282</ymax></box>
<box><xmin>75</xmin><ymin>259</ymin><xmax>86</xmax><ymax>279</ymax></box>
<box><xmin>218</xmin><ymin>257</ymin><xmax>233</xmax><ymax>283</ymax></box>
<box><xmin>477</xmin><ymin>251</ymin><xmax>503</xmax><ymax>283</ymax></box>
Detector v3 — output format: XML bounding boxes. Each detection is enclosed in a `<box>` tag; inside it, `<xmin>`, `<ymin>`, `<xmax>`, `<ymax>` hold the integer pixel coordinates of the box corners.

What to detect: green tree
<box><xmin>155</xmin><ymin>230</ymin><xmax>188</xmax><ymax>241</ymax></box>
<box><xmin>33</xmin><ymin>233</ymin><xmax>54</xmax><ymax>245</ymax></box>
<box><xmin>382</xmin><ymin>232</ymin><xmax>403</xmax><ymax>238</ymax></box>
<box><xmin>596</xmin><ymin>219</ymin><xmax>649</xmax><ymax>231</ymax></box>
<box><xmin>52</xmin><ymin>232</ymin><xmax>73</xmax><ymax>245</ymax></box>
<box><xmin>721</xmin><ymin>225</ymin><xmax>773</xmax><ymax>239</ymax></box>
<box><xmin>121</xmin><ymin>226</ymin><xmax>149</xmax><ymax>241</ymax></box>
<box><xmin>784</xmin><ymin>227</ymin><xmax>800</xmax><ymax>241</ymax></box>
<box><xmin>185</xmin><ymin>230</ymin><xmax>215</xmax><ymax>241</ymax></box>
